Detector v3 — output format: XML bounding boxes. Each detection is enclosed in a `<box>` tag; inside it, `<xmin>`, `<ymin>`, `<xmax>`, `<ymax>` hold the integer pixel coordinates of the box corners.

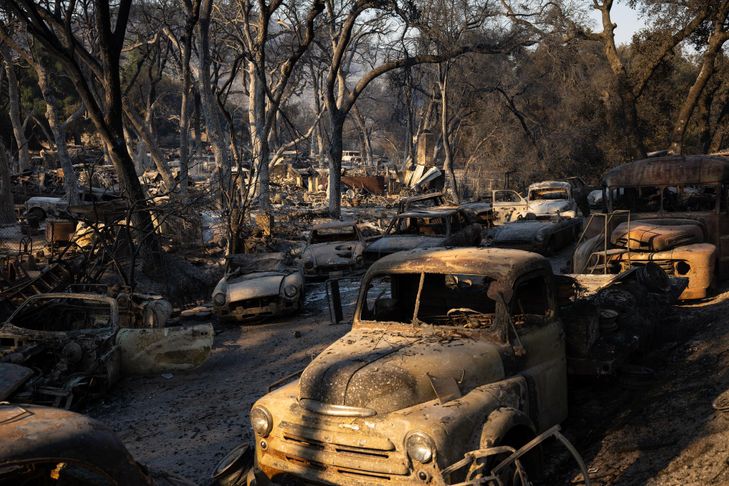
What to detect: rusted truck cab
<box><xmin>574</xmin><ymin>155</ymin><xmax>729</xmax><ymax>300</ymax></box>
<box><xmin>244</xmin><ymin>248</ymin><xmax>567</xmax><ymax>485</ymax></box>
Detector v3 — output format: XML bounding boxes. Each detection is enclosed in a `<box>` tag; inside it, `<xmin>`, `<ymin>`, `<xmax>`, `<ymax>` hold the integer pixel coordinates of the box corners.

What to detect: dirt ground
<box><xmin>86</xmin><ymin>279</ymin><xmax>361</xmax><ymax>484</ymax></box>
<box><xmin>84</xmin><ymin>253</ymin><xmax>729</xmax><ymax>485</ymax></box>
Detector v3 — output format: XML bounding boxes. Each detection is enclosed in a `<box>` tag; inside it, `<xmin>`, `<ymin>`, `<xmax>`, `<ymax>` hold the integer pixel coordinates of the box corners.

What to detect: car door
<box><xmin>492</xmin><ymin>190</ymin><xmax>528</xmax><ymax>224</ymax></box>
<box><xmin>116</xmin><ymin>323</ymin><xmax>214</xmax><ymax>375</ymax></box>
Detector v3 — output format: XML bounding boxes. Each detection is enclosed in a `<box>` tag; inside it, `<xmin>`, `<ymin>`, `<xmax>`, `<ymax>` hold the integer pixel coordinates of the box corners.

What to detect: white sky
<box><xmin>588</xmin><ymin>2</ymin><xmax>645</xmax><ymax>45</ymax></box>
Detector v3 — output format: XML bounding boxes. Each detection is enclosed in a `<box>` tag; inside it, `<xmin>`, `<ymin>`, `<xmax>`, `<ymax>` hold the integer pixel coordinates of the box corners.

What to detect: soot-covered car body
<box><xmin>0</xmin><ymin>403</ymin><xmax>193</xmax><ymax>485</ymax></box>
<box><xmin>363</xmin><ymin>207</ymin><xmax>482</xmax><ymax>264</ymax></box>
<box><xmin>0</xmin><ymin>293</ymin><xmax>213</xmax><ymax>409</ymax></box>
<box><xmin>484</xmin><ymin>216</ymin><xmax>581</xmax><ymax>255</ymax></box>
<box><xmin>224</xmin><ymin>248</ymin><xmax>568</xmax><ymax>485</ymax></box>
<box><xmin>301</xmin><ymin>221</ymin><xmax>366</xmax><ymax>279</ymax></box>
<box><xmin>212</xmin><ymin>253</ymin><xmax>304</xmax><ymax>322</ymax></box>
<box><xmin>526</xmin><ymin>181</ymin><xmax>578</xmax><ymax>219</ymax></box>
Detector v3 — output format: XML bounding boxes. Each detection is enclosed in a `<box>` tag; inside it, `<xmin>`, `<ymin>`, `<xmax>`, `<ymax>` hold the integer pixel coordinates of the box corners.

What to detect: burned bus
<box><xmin>573</xmin><ymin>155</ymin><xmax>729</xmax><ymax>299</ymax></box>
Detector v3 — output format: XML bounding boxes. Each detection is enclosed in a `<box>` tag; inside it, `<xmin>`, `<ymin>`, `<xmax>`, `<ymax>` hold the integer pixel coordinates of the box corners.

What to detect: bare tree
<box><xmin>5</xmin><ymin>0</ymin><xmax>162</xmax><ymax>268</ymax></box>
<box><xmin>0</xmin><ymin>139</ymin><xmax>14</xmax><ymax>224</ymax></box>
<box><xmin>669</xmin><ymin>0</ymin><xmax>729</xmax><ymax>154</ymax></box>
<box><xmin>0</xmin><ymin>24</ymin><xmax>82</xmax><ymax>203</ymax></box>
<box><xmin>0</xmin><ymin>42</ymin><xmax>30</xmax><ymax>172</ymax></box>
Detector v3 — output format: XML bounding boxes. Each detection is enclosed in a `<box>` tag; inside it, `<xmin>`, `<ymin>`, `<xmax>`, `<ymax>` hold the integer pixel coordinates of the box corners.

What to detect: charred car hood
<box><xmin>303</xmin><ymin>242</ymin><xmax>364</xmax><ymax>265</ymax></box>
<box><xmin>221</xmin><ymin>272</ymin><xmax>286</xmax><ymax>301</ymax></box>
<box><xmin>364</xmin><ymin>235</ymin><xmax>444</xmax><ymax>255</ymax></box>
<box><xmin>490</xmin><ymin>221</ymin><xmax>552</xmax><ymax>243</ymax></box>
<box><xmin>528</xmin><ymin>199</ymin><xmax>572</xmax><ymax>215</ymax></box>
<box><xmin>298</xmin><ymin>327</ymin><xmax>506</xmax><ymax>415</ymax></box>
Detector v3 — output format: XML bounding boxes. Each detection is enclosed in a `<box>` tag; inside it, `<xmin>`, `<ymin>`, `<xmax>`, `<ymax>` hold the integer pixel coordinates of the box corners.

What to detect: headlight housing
<box><xmin>250</xmin><ymin>406</ymin><xmax>273</xmax><ymax>437</ymax></box>
<box><xmin>283</xmin><ymin>284</ymin><xmax>299</xmax><ymax>298</ymax></box>
<box><xmin>405</xmin><ymin>432</ymin><xmax>436</xmax><ymax>463</ymax></box>
<box><xmin>304</xmin><ymin>260</ymin><xmax>315</xmax><ymax>269</ymax></box>
<box><xmin>213</xmin><ymin>292</ymin><xmax>226</xmax><ymax>306</ymax></box>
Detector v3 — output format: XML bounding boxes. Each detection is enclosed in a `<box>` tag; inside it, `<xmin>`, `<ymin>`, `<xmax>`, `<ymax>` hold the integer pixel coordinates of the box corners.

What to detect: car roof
<box><xmin>528</xmin><ymin>181</ymin><xmax>571</xmax><ymax>190</ymax></box>
<box><xmin>366</xmin><ymin>247</ymin><xmax>551</xmax><ymax>284</ymax></box>
<box><xmin>397</xmin><ymin>205</ymin><xmax>461</xmax><ymax>218</ymax></box>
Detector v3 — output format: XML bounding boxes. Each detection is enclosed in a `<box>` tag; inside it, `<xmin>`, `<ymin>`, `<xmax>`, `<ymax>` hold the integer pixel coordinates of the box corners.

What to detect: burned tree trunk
<box><xmin>439</xmin><ymin>64</ymin><xmax>459</xmax><ymax>203</ymax></box>
<box><xmin>0</xmin><ymin>139</ymin><xmax>15</xmax><ymax>224</ymax></box>
<box><xmin>328</xmin><ymin>113</ymin><xmax>345</xmax><ymax>218</ymax></box>
<box><xmin>198</xmin><ymin>0</ymin><xmax>231</xmax><ymax>198</ymax></box>
<box><xmin>35</xmin><ymin>58</ymin><xmax>80</xmax><ymax>204</ymax></box>
<box><xmin>248</xmin><ymin>60</ymin><xmax>270</xmax><ymax>209</ymax></box>
<box><xmin>669</xmin><ymin>9</ymin><xmax>729</xmax><ymax>155</ymax></box>
<box><xmin>0</xmin><ymin>45</ymin><xmax>30</xmax><ymax>172</ymax></box>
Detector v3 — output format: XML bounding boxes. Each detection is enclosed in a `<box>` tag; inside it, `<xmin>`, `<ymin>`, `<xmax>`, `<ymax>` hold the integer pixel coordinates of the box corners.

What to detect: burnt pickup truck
<box><xmin>215</xmin><ymin>248</ymin><xmax>678</xmax><ymax>485</ymax></box>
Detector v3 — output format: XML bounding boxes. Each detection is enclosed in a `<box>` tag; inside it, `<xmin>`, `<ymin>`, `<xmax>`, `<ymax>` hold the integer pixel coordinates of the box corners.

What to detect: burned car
<box><xmin>526</xmin><ymin>181</ymin><xmax>578</xmax><ymax>219</ymax></box>
<box><xmin>0</xmin><ymin>293</ymin><xmax>213</xmax><ymax>409</ymax></box>
<box><xmin>301</xmin><ymin>221</ymin><xmax>366</xmax><ymax>279</ymax></box>
<box><xmin>484</xmin><ymin>215</ymin><xmax>581</xmax><ymax>255</ymax></box>
<box><xmin>363</xmin><ymin>206</ymin><xmax>482</xmax><ymax>264</ymax></box>
<box><xmin>24</xmin><ymin>188</ymin><xmax>121</xmax><ymax>223</ymax></box>
<box><xmin>212</xmin><ymin>252</ymin><xmax>304</xmax><ymax>322</ymax></box>
<box><xmin>221</xmin><ymin>247</ymin><xmax>568</xmax><ymax>485</ymax></box>
<box><xmin>0</xmin><ymin>403</ymin><xmax>193</xmax><ymax>485</ymax></box>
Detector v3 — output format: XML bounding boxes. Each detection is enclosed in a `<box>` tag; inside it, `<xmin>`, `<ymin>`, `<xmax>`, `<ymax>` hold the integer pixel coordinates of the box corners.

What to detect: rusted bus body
<box><xmin>581</xmin><ymin>155</ymin><xmax>729</xmax><ymax>299</ymax></box>
<box><xmin>243</xmin><ymin>248</ymin><xmax>568</xmax><ymax>485</ymax></box>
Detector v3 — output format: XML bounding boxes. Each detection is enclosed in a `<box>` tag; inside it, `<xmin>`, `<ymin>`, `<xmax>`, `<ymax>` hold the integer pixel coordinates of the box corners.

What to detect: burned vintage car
<box><xmin>484</xmin><ymin>215</ymin><xmax>581</xmax><ymax>255</ymax></box>
<box><xmin>0</xmin><ymin>293</ymin><xmax>213</xmax><ymax>409</ymax></box>
<box><xmin>301</xmin><ymin>221</ymin><xmax>366</xmax><ymax>279</ymax></box>
<box><xmin>222</xmin><ymin>248</ymin><xmax>568</xmax><ymax>485</ymax></box>
<box><xmin>212</xmin><ymin>253</ymin><xmax>304</xmax><ymax>322</ymax></box>
<box><xmin>363</xmin><ymin>206</ymin><xmax>482</xmax><ymax>264</ymax></box>
<box><xmin>0</xmin><ymin>403</ymin><xmax>193</xmax><ymax>485</ymax></box>
<box><xmin>574</xmin><ymin>155</ymin><xmax>729</xmax><ymax>300</ymax></box>
<box><xmin>526</xmin><ymin>180</ymin><xmax>578</xmax><ymax>218</ymax></box>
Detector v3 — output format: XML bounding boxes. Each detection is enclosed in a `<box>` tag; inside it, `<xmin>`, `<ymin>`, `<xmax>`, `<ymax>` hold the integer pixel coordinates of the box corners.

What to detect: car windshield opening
<box><xmin>310</xmin><ymin>227</ymin><xmax>357</xmax><ymax>243</ymax></box>
<box><xmin>9</xmin><ymin>297</ymin><xmax>113</xmax><ymax>332</ymax></box>
<box><xmin>360</xmin><ymin>273</ymin><xmax>497</xmax><ymax>328</ymax></box>
<box><xmin>394</xmin><ymin>216</ymin><xmax>447</xmax><ymax>236</ymax></box>
<box><xmin>529</xmin><ymin>189</ymin><xmax>568</xmax><ymax>201</ymax></box>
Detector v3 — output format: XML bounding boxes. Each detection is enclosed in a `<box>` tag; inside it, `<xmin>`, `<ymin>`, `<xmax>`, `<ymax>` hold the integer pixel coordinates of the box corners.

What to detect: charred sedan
<box><xmin>363</xmin><ymin>206</ymin><xmax>482</xmax><ymax>264</ymax></box>
<box><xmin>0</xmin><ymin>293</ymin><xmax>213</xmax><ymax>409</ymax></box>
<box><xmin>212</xmin><ymin>253</ymin><xmax>304</xmax><ymax>322</ymax></box>
<box><xmin>484</xmin><ymin>216</ymin><xmax>581</xmax><ymax>255</ymax></box>
<box><xmin>302</xmin><ymin>221</ymin><xmax>366</xmax><ymax>279</ymax></box>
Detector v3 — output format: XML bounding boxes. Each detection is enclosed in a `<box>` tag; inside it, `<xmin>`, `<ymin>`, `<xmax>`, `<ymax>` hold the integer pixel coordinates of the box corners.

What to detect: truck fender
<box><xmin>479</xmin><ymin>407</ymin><xmax>537</xmax><ymax>449</ymax></box>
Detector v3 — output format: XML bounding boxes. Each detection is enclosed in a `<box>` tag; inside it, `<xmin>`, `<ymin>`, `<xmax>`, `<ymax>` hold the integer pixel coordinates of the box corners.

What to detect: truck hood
<box><xmin>364</xmin><ymin>235</ymin><xmax>444</xmax><ymax>256</ymax></box>
<box><xmin>298</xmin><ymin>328</ymin><xmax>505</xmax><ymax>415</ymax></box>
<box><xmin>221</xmin><ymin>272</ymin><xmax>285</xmax><ymax>301</ymax></box>
<box><xmin>611</xmin><ymin>218</ymin><xmax>704</xmax><ymax>252</ymax></box>
<box><xmin>528</xmin><ymin>199</ymin><xmax>572</xmax><ymax>215</ymax></box>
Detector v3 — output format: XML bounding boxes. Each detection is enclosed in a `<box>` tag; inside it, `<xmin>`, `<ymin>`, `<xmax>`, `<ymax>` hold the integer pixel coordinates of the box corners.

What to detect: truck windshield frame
<box><xmin>357</xmin><ymin>271</ymin><xmax>503</xmax><ymax>332</ymax></box>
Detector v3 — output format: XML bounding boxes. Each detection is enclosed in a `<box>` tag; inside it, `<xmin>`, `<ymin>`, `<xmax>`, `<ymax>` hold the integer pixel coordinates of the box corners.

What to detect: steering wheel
<box><xmin>447</xmin><ymin>307</ymin><xmax>484</xmax><ymax>317</ymax></box>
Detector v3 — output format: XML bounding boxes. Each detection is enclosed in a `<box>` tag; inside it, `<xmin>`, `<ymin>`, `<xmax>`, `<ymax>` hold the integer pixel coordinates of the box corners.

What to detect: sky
<box><xmin>588</xmin><ymin>2</ymin><xmax>646</xmax><ymax>45</ymax></box>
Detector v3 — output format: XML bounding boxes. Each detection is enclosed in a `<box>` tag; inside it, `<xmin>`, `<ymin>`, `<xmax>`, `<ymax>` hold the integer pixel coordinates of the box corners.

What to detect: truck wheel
<box><xmin>494</xmin><ymin>426</ymin><xmax>542</xmax><ymax>486</ymax></box>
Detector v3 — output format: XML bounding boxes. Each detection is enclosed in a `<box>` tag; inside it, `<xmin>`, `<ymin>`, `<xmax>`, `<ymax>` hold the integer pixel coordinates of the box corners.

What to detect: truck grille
<box><xmin>623</xmin><ymin>260</ymin><xmax>675</xmax><ymax>276</ymax></box>
<box><xmin>266</xmin><ymin>420</ymin><xmax>411</xmax><ymax>481</ymax></box>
